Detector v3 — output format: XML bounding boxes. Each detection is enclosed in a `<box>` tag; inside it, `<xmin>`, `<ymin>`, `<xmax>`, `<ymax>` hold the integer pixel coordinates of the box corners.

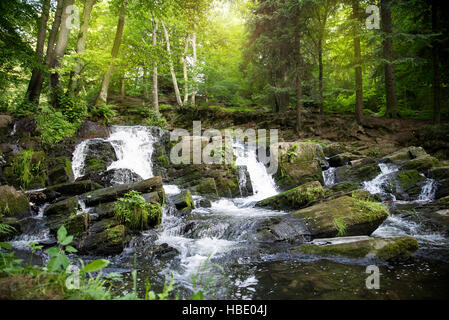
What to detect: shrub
<box><xmin>145</xmin><ymin>110</ymin><xmax>168</xmax><ymax>129</ymax></box>
<box><xmin>114</xmin><ymin>190</ymin><xmax>162</xmax><ymax>231</ymax></box>
<box><xmin>89</xmin><ymin>104</ymin><xmax>117</xmax><ymax>125</ymax></box>
<box><xmin>57</xmin><ymin>93</ymin><xmax>87</xmax><ymax>123</ymax></box>
<box><xmin>37</xmin><ymin>108</ymin><xmax>80</xmax><ymax>147</ymax></box>
<box><xmin>13</xmin><ymin>101</ymin><xmax>38</xmax><ymax>118</ymax></box>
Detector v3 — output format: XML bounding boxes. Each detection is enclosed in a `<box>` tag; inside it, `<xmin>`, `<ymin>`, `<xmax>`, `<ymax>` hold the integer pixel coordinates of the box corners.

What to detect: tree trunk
<box><xmin>25</xmin><ymin>0</ymin><xmax>50</xmax><ymax>106</ymax></box>
<box><xmin>143</xmin><ymin>71</ymin><xmax>149</xmax><ymax>100</ymax></box>
<box><xmin>381</xmin><ymin>0</ymin><xmax>399</xmax><ymax>119</ymax></box>
<box><xmin>152</xmin><ymin>20</ymin><xmax>159</xmax><ymax>114</ymax></box>
<box><xmin>162</xmin><ymin>21</ymin><xmax>183</xmax><ymax>108</ymax></box>
<box><xmin>95</xmin><ymin>0</ymin><xmax>127</xmax><ymax>106</ymax></box>
<box><xmin>432</xmin><ymin>0</ymin><xmax>441</xmax><ymax>124</ymax></box>
<box><xmin>296</xmin><ymin>59</ymin><xmax>303</xmax><ymax>133</ymax></box>
<box><xmin>318</xmin><ymin>37</ymin><xmax>324</xmax><ymax>114</ymax></box>
<box><xmin>68</xmin><ymin>0</ymin><xmax>96</xmax><ymax>95</ymax></box>
<box><xmin>49</xmin><ymin>0</ymin><xmax>75</xmax><ymax>106</ymax></box>
<box><xmin>353</xmin><ymin>0</ymin><xmax>363</xmax><ymax>125</ymax></box>
<box><xmin>191</xmin><ymin>28</ymin><xmax>197</xmax><ymax>106</ymax></box>
<box><xmin>183</xmin><ymin>34</ymin><xmax>190</xmax><ymax>104</ymax></box>
<box><xmin>121</xmin><ymin>77</ymin><xmax>126</xmax><ymax>98</ymax></box>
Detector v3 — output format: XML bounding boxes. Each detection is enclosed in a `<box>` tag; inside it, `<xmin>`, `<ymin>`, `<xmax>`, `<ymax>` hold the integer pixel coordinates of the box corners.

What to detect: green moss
<box><xmin>334</xmin><ymin>217</ymin><xmax>347</xmax><ymax>237</ymax></box>
<box><xmin>157</xmin><ymin>155</ymin><xmax>170</xmax><ymax>168</ymax></box>
<box><xmin>5</xmin><ymin>150</ymin><xmax>48</xmax><ymax>189</ymax></box>
<box><xmin>87</xmin><ymin>158</ymin><xmax>106</xmax><ymax>172</ymax></box>
<box><xmin>396</xmin><ymin>170</ymin><xmax>422</xmax><ymax>190</ymax></box>
<box><xmin>195</xmin><ymin>178</ymin><xmax>218</xmax><ymax>197</ymax></box>
<box><xmin>0</xmin><ymin>186</ymin><xmax>29</xmax><ymax>218</ymax></box>
<box><xmin>63</xmin><ymin>213</ymin><xmax>90</xmax><ymax>237</ymax></box>
<box><xmin>376</xmin><ymin>237</ymin><xmax>419</xmax><ymax>260</ymax></box>
<box><xmin>298</xmin><ymin>242</ymin><xmax>372</xmax><ymax>258</ymax></box>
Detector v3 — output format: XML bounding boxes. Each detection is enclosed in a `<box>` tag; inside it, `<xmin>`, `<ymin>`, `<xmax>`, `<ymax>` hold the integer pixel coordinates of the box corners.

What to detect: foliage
<box><xmin>9</xmin><ymin>149</ymin><xmax>46</xmax><ymax>190</ymax></box>
<box><xmin>114</xmin><ymin>190</ymin><xmax>162</xmax><ymax>231</ymax></box>
<box><xmin>145</xmin><ymin>110</ymin><xmax>168</xmax><ymax>129</ymax></box>
<box><xmin>334</xmin><ymin>217</ymin><xmax>347</xmax><ymax>237</ymax></box>
<box><xmin>36</xmin><ymin>107</ymin><xmax>80</xmax><ymax>147</ymax></box>
<box><xmin>90</xmin><ymin>104</ymin><xmax>117</xmax><ymax>125</ymax></box>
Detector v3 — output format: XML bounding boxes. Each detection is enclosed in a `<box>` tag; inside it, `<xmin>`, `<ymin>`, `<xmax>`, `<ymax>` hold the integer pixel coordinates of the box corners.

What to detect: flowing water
<box><xmin>9</xmin><ymin>126</ymin><xmax>449</xmax><ymax>299</ymax></box>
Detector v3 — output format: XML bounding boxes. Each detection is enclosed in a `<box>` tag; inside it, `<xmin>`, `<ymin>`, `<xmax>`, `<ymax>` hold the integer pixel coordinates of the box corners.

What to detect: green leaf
<box><xmin>65</xmin><ymin>245</ymin><xmax>78</xmax><ymax>253</ymax></box>
<box><xmin>0</xmin><ymin>242</ymin><xmax>12</xmax><ymax>250</ymax></box>
<box><xmin>45</xmin><ymin>247</ymin><xmax>60</xmax><ymax>257</ymax></box>
<box><xmin>57</xmin><ymin>225</ymin><xmax>68</xmax><ymax>244</ymax></box>
<box><xmin>60</xmin><ymin>235</ymin><xmax>74</xmax><ymax>246</ymax></box>
<box><xmin>82</xmin><ymin>259</ymin><xmax>110</xmax><ymax>273</ymax></box>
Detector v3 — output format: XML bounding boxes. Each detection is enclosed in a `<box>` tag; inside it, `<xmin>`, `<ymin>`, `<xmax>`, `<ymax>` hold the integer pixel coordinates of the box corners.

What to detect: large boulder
<box><xmin>82</xmin><ymin>140</ymin><xmax>117</xmax><ymax>177</ymax></box>
<box><xmin>79</xmin><ymin>168</ymin><xmax>142</xmax><ymax>187</ymax></box>
<box><xmin>428</xmin><ymin>167</ymin><xmax>449</xmax><ymax>200</ymax></box>
<box><xmin>273</xmin><ymin>142</ymin><xmax>325</xmax><ymax>190</ymax></box>
<box><xmin>0</xmin><ymin>186</ymin><xmax>30</xmax><ymax>219</ymax></box>
<box><xmin>293</xmin><ymin>236</ymin><xmax>419</xmax><ymax>261</ymax></box>
<box><xmin>328</xmin><ymin>153</ymin><xmax>363</xmax><ymax>168</ymax></box>
<box><xmin>77</xmin><ymin>219</ymin><xmax>129</xmax><ymax>255</ymax></box>
<box><xmin>256</xmin><ymin>181</ymin><xmax>325</xmax><ymax>211</ymax></box>
<box><xmin>382</xmin><ymin>146</ymin><xmax>439</xmax><ymax>173</ymax></box>
<box><xmin>237</xmin><ymin>165</ymin><xmax>253</xmax><ymax>197</ymax></box>
<box><xmin>292</xmin><ymin>195</ymin><xmax>389</xmax><ymax>238</ymax></box>
<box><xmin>382</xmin><ymin>170</ymin><xmax>427</xmax><ymax>201</ymax></box>
<box><xmin>334</xmin><ymin>158</ymin><xmax>381</xmax><ymax>185</ymax></box>
<box><xmin>80</xmin><ymin>176</ymin><xmax>164</xmax><ymax>207</ymax></box>
<box><xmin>45</xmin><ymin>180</ymin><xmax>103</xmax><ymax>198</ymax></box>
<box><xmin>46</xmin><ymin>157</ymin><xmax>74</xmax><ymax>186</ymax></box>
<box><xmin>44</xmin><ymin>196</ymin><xmax>79</xmax><ymax>233</ymax></box>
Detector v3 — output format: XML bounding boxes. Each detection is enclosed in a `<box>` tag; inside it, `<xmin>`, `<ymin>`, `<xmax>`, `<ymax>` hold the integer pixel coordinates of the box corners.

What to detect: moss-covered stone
<box><xmin>0</xmin><ymin>186</ymin><xmax>30</xmax><ymax>218</ymax></box>
<box><xmin>63</xmin><ymin>213</ymin><xmax>90</xmax><ymax>237</ymax></box>
<box><xmin>257</xmin><ymin>181</ymin><xmax>325</xmax><ymax>210</ymax></box>
<box><xmin>78</xmin><ymin>224</ymin><xmax>129</xmax><ymax>255</ymax></box>
<box><xmin>274</xmin><ymin>142</ymin><xmax>325</xmax><ymax>190</ymax></box>
<box><xmin>334</xmin><ymin>158</ymin><xmax>381</xmax><ymax>185</ymax></box>
<box><xmin>194</xmin><ymin>178</ymin><xmax>218</xmax><ymax>198</ymax></box>
<box><xmin>403</xmin><ymin>155</ymin><xmax>439</xmax><ymax>173</ymax></box>
<box><xmin>4</xmin><ymin>150</ymin><xmax>48</xmax><ymax>189</ymax></box>
<box><xmin>293</xmin><ymin>195</ymin><xmax>389</xmax><ymax>238</ymax></box>
<box><xmin>173</xmin><ymin>190</ymin><xmax>194</xmax><ymax>212</ymax></box>
<box><xmin>382</xmin><ymin>146</ymin><xmax>428</xmax><ymax>164</ymax></box>
<box><xmin>46</xmin><ymin>157</ymin><xmax>74</xmax><ymax>186</ymax></box>
<box><xmin>294</xmin><ymin>236</ymin><xmax>418</xmax><ymax>261</ymax></box>
<box><xmin>44</xmin><ymin>197</ymin><xmax>79</xmax><ymax>217</ymax></box>
<box><xmin>45</xmin><ymin>180</ymin><xmax>103</xmax><ymax>197</ymax></box>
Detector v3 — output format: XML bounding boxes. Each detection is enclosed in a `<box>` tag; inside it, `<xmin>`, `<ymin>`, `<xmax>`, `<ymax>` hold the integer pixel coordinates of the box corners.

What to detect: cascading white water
<box><xmin>418</xmin><ymin>177</ymin><xmax>437</xmax><ymax>202</ymax></box>
<box><xmin>322</xmin><ymin>167</ymin><xmax>337</xmax><ymax>186</ymax></box>
<box><xmin>72</xmin><ymin>140</ymin><xmax>90</xmax><ymax>180</ymax></box>
<box><xmin>107</xmin><ymin>126</ymin><xmax>156</xmax><ymax>179</ymax></box>
<box><xmin>363</xmin><ymin>163</ymin><xmax>399</xmax><ymax>196</ymax></box>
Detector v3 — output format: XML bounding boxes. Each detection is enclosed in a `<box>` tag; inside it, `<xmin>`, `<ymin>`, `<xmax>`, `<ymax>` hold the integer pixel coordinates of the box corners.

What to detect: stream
<box><xmin>8</xmin><ymin>126</ymin><xmax>449</xmax><ymax>299</ymax></box>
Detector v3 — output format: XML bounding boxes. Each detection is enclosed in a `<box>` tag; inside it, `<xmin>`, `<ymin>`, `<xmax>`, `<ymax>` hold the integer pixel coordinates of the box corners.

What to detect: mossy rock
<box><xmin>63</xmin><ymin>213</ymin><xmax>90</xmax><ymax>237</ymax></box>
<box><xmin>382</xmin><ymin>170</ymin><xmax>427</xmax><ymax>201</ymax></box>
<box><xmin>173</xmin><ymin>190</ymin><xmax>194</xmax><ymax>211</ymax></box>
<box><xmin>334</xmin><ymin>158</ymin><xmax>381</xmax><ymax>185</ymax></box>
<box><xmin>78</xmin><ymin>224</ymin><xmax>129</xmax><ymax>255</ymax></box>
<box><xmin>382</xmin><ymin>146</ymin><xmax>428</xmax><ymax>164</ymax></box>
<box><xmin>294</xmin><ymin>236</ymin><xmax>419</xmax><ymax>261</ymax></box>
<box><xmin>293</xmin><ymin>195</ymin><xmax>389</xmax><ymax>238</ymax></box>
<box><xmin>194</xmin><ymin>178</ymin><xmax>218</xmax><ymax>198</ymax></box>
<box><xmin>257</xmin><ymin>181</ymin><xmax>325</xmax><ymax>211</ymax></box>
<box><xmin>46</xmin><ymin>157</ymin><xmax>74</xmax><ymax>186</ymax></box>
<box><xmin>428</xmin><ymin>167</ymin><xmax>449</xmax><ymax>181</ymax></box>
<box><xmin>82</xmin><ymin>140</ymin><xmax>117</xmax><ymax>177</ymax></box>
<box><xmin>44</xmin><ymin>196</ymin><xmax>79</xmax><ymax>217</ymax></box>
<box><xmin>45</xmin><ymin>180</ymin><xmax>103</xmax><ymax>197</ymax></box>
<box><xmin>323</xmin><ymin>142</ymin><xmax>349</xmax><ymax>158</ymax></box>
<box><xmin>0</xmin><ymin>186</ymin><xmax>30</xmax><ymax>218</ymax></box>
<box><xmin>402</xmin><ymin>156</ymin><xmax>439</xmax><ymax>173</ymax></box>
<box><xmin>274</xmin><ymin>142</ymin><xmax>325</xmax><ymax>190</ymax></box>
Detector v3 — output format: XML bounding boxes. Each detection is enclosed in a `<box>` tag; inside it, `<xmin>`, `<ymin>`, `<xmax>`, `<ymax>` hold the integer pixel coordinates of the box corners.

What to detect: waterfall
<box><xmin>107</xmin><ymin>126</ymin><xmax>157</xmax><ymax>179</ymax></box>
<box><xmin>418</xmin><ymin>177</ymin><xmax>437</xmax><ymax>202</ymax></box>
<box><xmin>72</xmin><ymin>126</ymin><xmax>158</xmax><ymax>181</ymax></box>
<box><xmin>322</xmin><ymin>167</ymin><xmax>337</xmax><ymax>186</ymax></box>
<box><xmin>363</xmin><ymin>163</ymin><xmax>399</xmax><ymax>196</ymax></box>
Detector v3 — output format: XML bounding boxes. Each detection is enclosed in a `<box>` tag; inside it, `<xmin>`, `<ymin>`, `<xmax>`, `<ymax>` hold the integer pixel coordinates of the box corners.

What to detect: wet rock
<box><xmin>328</xmin><ymin>153</ymin><xmax>362</xmax><ymax>167</ymax></box>
<box><xmin>173</xmin><ymin>190</ymin><xmax>194</xmax><ymax>213</ymax></box>
<box><xmin>194</xmin><ymin>178</ymin><xmax>218</xmax><ymax>198</ymax></box>
<box><xmin>63</xmin><ymin>213</ymin><xmax>90</xmax><ymax>237</ymax></box>
<box><xmin>78</xmin><ymin>223</ymin><xmax>129</xmax><ymax>256</ymax></box>
<box><xmin>197</xmin><ymin>198</ymin><xmax>212</xmax><ymax>208</ymax></box>
<box><xmin>257</xmin><ymin>181</ymin><xmax>325</xmax><ymax>211</ymax></box>
<box><xmin>237</xmin><ymin>165</ymin><xmax>253</xmax><ymax>197</ymax></box>
<box><xmin>323</xmin><ymin>142</ymin><xmax>350</xmax><ymax>158</ymax></box>
<box><xmin>334</xmin><ymin>158</ymin><xmax>381</xmax><ymax>185</ymax></box>
<box><xmin>293</xmin><ymin>236</ymin><xmax>419</xmax><ymax>261</ymax></box>
<box><xmin>44</xmin><ymin>180</ymin><xmax>103</xmax><ymax>198</ymax></box>
<box><xmin>76</xmin><ymin>120</ymin><xmax>110</xmax><ymax>140</ymax></box>
<box><xmin>80</xmin><ymin>176</ymin><xmax>164</xmax><ymax>207</ymax></box>
<box><xmin>382</xmin><ymin>170</ymin><xmax>427</xmax><ymax>201</ymax></box>
<box><xmin>46</xmin><ymin>157</ymin><xmax>74</xmax><ymax>186</ymax></box>
<box><xmin>44</xmin><ymin>197</ymin><xmax>79</xmax><ymax>233</ymax></box>
<box><xmin>83</xmin><ymin>140</ymin><xmax>117</xmax><ymax>177</ymax></box>
<box><xmin>0</xmin><ymin>186</ymin><xmax>30</xmax><ymax>219</ymax></box>
<box><xmin>403</xmin><ymin>155</ymin><xmax>439</xmax><ymax>173</ymax></box>
<box><xmin>79</xmin><ymin>168</ymin><xmax>143</xmax><ymax>187</ymax></box>
<box><xmin>147</xmin><ymin>243</ymin><xmax>179</xmax><ymax>258</ymax></box>
<box><xmin>253</xmin><ymin>216</ymin><xmax>311</xmax><ymax>243</ymax></box>
<box><xmin>382</xmin><ymin>146</ymin><xmax>428</xmax><ymax>164</ymax></box>
<box><xmin>292</xmin><ymin>195</ymin><xmax>389</xmax><ymax>238</ymax></box>
<box><xmin>274</xmin><ymin>142</ymin><xmax>325</xmax><ymax>190</ymax></box>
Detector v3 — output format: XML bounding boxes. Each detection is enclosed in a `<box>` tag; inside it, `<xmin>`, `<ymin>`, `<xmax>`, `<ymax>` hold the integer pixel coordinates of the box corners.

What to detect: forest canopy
<box><xmin>0</xmin><ymin>0</ymin><xmax>447</xmax><ymax>139</ymax></box>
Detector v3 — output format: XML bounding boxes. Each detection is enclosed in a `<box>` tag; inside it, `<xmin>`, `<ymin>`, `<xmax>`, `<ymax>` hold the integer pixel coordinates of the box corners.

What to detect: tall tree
<box><xmin>431</xmin><ymin>0</ymin><xmax>441</xmax><ymax>124</ymax></box>
<box><xmin>381</xmin><ymin>0</ymin><xmax>400</xmax><ymax>118</ymax></box>
<box><xmin>25</xmin><ymin>0</ymin><xmax>50</xmax><ymax>105</ymax></box>
<box><xmin>152</xmin><ymin>19</ymin><xmax>159</xmax><ymax>114</ymax></box>
<box><xmin>191</xmin><ymin>25</ymin><xmax>198</xmax><ymax>106</ymax></box>
<box><xmin>352</xmin><ymin>0</ymin><xmax>364</xmax><ymax>125</ymax></box>
<box><xmin>162</xmin><ymin>21</ymin><xmax>183</xmax><ymax>108</ymax></box>
<box><xmin>49</xmin><ymin>0</ymin><xmax>75</xmax><ymax>106</ymax></box>
<box><xmin>183</xmin><ymin>34</ymin><xmax>190</xmax><ymax>104</ymax></box>
<box><xmin>96</xmin><ymin>0</ymin><xmax>127</xmax><ymax>106</ymax></box>
<box><xmin>68</xmin><ymin>0</ymin><xmax>97</xmax><ymax>96</ymax></box>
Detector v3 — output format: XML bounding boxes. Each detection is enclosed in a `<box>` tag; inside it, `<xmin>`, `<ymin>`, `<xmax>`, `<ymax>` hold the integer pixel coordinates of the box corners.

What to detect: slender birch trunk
<box><xmin>191</xmin><ymin>28</ymin><xmax>197</xmax><ymax>106</ymax></box>
<box><xmin>152</xmin><ymin>20</ymin><xmax>159</xmax><ymax>113</ymax></box>
<box><xmin>183</xmin><ymin>34</ymin><xmax>190</xmax><ymax>104</ymax></box>
<box><xmin>162</xmin><ymin>21</ymin><xmax>183</xmax><ymax>108</ymax></box>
